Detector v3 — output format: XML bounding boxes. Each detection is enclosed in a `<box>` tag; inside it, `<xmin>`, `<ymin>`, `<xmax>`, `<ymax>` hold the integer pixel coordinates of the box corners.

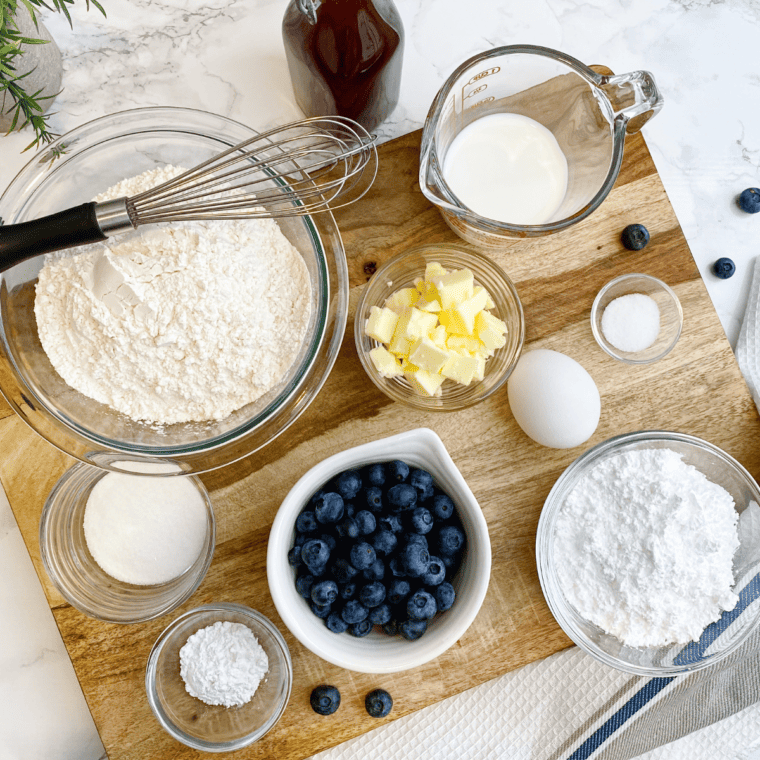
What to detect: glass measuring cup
<box><xmin>419</xmin><ymin>45</ymin><xmax>663</xmax><ymax>250</ymax></box>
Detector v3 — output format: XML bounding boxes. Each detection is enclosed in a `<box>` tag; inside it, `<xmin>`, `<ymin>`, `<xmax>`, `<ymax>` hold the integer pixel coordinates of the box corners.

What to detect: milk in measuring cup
<box><xmin>442</xmin><ymin>113</ymin><xmax>568</xmax><ymax>225</ymax></box>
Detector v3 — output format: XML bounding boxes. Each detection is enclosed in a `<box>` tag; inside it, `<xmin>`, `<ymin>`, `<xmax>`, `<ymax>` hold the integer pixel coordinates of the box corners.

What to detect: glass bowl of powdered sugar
<box><xmin>146</xmin><ymin>603</ymin><xmax>292</xmax><ymax>751</ymax></box>
<box><xmin>0</xmin><ymin>107</ymin><xmax>348</xmax><ymax>475</ymax></box>
<box><xmin>537</xmin><ymin>430</ymin><xmax>760</xmax><ymax>676</ymax></box>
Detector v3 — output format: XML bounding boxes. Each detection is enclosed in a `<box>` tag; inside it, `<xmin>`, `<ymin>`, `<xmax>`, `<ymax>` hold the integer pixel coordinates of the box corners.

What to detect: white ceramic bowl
<box><xmin>266</xmin><ymin>428</ymin><xmax>491</xmax><ymax>673</ymax></box>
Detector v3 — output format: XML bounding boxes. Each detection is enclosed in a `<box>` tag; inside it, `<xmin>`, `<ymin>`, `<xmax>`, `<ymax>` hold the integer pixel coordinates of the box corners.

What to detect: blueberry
<box><xmin>435</xmin><ymin>582</ymin><xmax>456</xmax><ymax>611</ymax></box>
<box><xmin>339</xmin><ymin>581</ymin><xmax>357</xmax><ymax>600</ymax></box>
<box><xmin>310</xmin><ymin>685</ymin><xmax>341</xmax><ymax>715</ymax></box>
<box><xmin>344</xmin><ymin>502</ymin><xmax>356</xmax><ymax>518</ymax></box>
<box><xmin>387</xmin><ymin>578</ymin><xmax>411</xmax><ymax>605</ymax></box>
<box><xmin>335</xmin><ymin>469</ymin><xmax>362</xmax><ymax>499</ymax></box>
<box><xmin>295</xmin><ymin>573</ymin><xmax>315</xmax><ymax>599</ymax></box>
<box><xmin>309</xmin><ymin>488</ymin><xmax>326</xmax><ymax>506</ymax></box>
<box><xmin>378</xmin><ymin>514</ymin><xmax>402</xmax><ymax>533</ymax></box>
<box><xmin>409</xmin><ymin>506</ymin><xmax>434</xmax><ymax>535</ymax></box>
<box><xmin>350</xmin><ymin>541</ymin><xmax>376</xmax><ymax>570</ymax></box>
<box><xmin>336</xmin><ymin>517</ymin><xmax>360</xmax><ymax>539</ymax></box>
<box><xmin>331</xmin><ymin>557</ymin><xmax>358</xmax><ymax>583</ymax></box>
<box><xmin>326</xmin><ymin>611</ymin><xmax>349</xmax><ymax>634</ymax></box>
<box><xmin>288</xmin><ymin>546</ymin><xmax>302</xmax><ymax>568</ymax></box>
<box><xmin>365</xmin><ymin>688</ymin><xmax>393</xmax><ymax>718</ymax></box>
<box><xmin>368</xmin><ymin>603</ymin><xmax>392</xmax><ymax>625</ymax></box>
<box><xmin>389</xmin><ymin>557</ymin><xmax>405</xmax><ymax>577</ymax></box>
<box><xmin>404</xmin><ymin>532</ymin><xmax>428</xmax><ymax>549</ymax></box>
<box><xmin>422</xmin><ymin>556</ymin><xmax>446</xmax><ymax>586</ymax></box>
<box><xmin>363</xmin><ymin>487</ymin><xmax>384</xmax><ymax>513</ymax></box>
<box><xmin>400</xmin><ymin>541</ymin><xmax>430</xmax><ymax>577</ymax></box>
<box><xmin>311</xmin><ymin>601</ymin><xmax>332</xmax><ymax>619</ymax></box>
<box><xmin>431</xmin><ymin>494</ymin><xmax>454</xmax><ymax>521</ymax></box>
<box><xmin>399</xmin><ymin>619</ymin><xmax>428</xmax><ymax>640</ymax></box>
<box><xmin>410</xmin><ymin>469</ymin><xmax>435</xmax><ymax>500</ymax></box>
<box><xmin>311</xmin><ymin>579</ymin><xmax>339</xmax><ymax>606</ymax></box>
<box><xmin>365</xmin><ymin>463</ymin><xmax>386</xmax><ymax>486</ymax></box>
<box><xmin>738</xmin><ymin>187</ymin><xmax>760</xmax><ymax>213</ymax></box>
<box><xmin>349</xmin><ymin>619</ymin><xmax>373</xmax><ymax>637</ymax></box>
<box><xmin>314</xmin><ymin>492</ymin><xmax>345</xmax><ymax>524</ymax></box>
<box><xmin>355</xmin><ymin>510</ymin><xmax>376</xmax><ymax>535</ymax></box>
<box><xmin>382</xmin><ymin>619</ymin><xmax>399</xmax><ymax>636</ymax></box>
<box><xmin>296</xmin><ymin>510</ymin><xmax>318</xmax><ymax>533</ymax></box>
<box><xmin>713</xmin><ymin>257</ymin><xmax>736</xmax><ymax>279</ymax></box>
<box><xmin>341</xmin><ymin>599</ymin><xmax>369</xmax><ymax>624</ymax></box>
<box><xmin>359</xmin><ymin>581</ymin><xmax>386</xmax><ymax>608</ymax></box>
<box><xmin>407</xmin><ymin>589</ymin><xmax>437</xmax><ymax>620</ymax></box>
<box><xmin>388</xmin><ymin>484</ymin><xmax>417</xmax><ymax>512</ymax></box>
<box><xmin>293</xmin><ymin>533</ymin><xmax>307</xmax><ymax>548</ymax></box>
<box><xmin>319</xmin><ymin>533</ymin><xmax>337</xmax><ymax>552</ymax></box>
<box><xmin>372</xmin><ymin>529</ymin><xmax>398</xmax><ymax>556</ymax></box>
<box><xmin>362</xmin><ymin>557</ymin><xmax>385</xmax><ymax>581</ymax></box>
<box><xmin>301</xmin><ymin>538</ymin><xmax>330</xmax><ymax>571</ymax></box>
<box><xmin>621</xmin><ymin>223</ymin><xmax>650</xmax><ymax>250</ymax></box>
<box><xmin>388</xmin><ymin>460</ymin><xmax>410</xmax><ymax>482</ymax></box>
<box><xmin>436</xmin><ymin>525</ymin><xmax>465</xmax><ymax>556</ymax></box>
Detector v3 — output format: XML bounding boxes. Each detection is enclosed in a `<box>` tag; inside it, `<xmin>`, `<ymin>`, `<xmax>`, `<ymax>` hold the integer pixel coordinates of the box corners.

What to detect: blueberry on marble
<box><xmin>311</xmin><ymin>579</ymin><xmax>339</xmax><ymax>606</ymax></box>
<box><xmin>422</xmin><ymin>556</ymin><xmax>446</xmax><ymax>586</ymax></box>
<box><xmin>314</xmin><ymin>492</ymin><xmax>345</xmax><ymax>524</ymax></box>
<box><xmin>713</xmin><ymin>257</ymin><xmax>736</xmax><ymax>279</ymax></box>
<box><xmin>296</xmin><ymin>510</ymin><xmax>318</xmax><ymax>534</ymax></box>
<box><xmin>738</xmin><ymin>187</ymin><xmax>760</xmax><ymax>213</ymax></box>
<box><xmin>349</xmin><ymin>619</ymin><xmax>374</xmax><ymax>637</ymax></box>
<box><xmin>435</xmin><ymin>582</ymin><xmax>456</xmax><ymax>612</ymax></box>
<box><xmin>365</xmin><ymin>688</ymin><xmax>393</xmax><ymax>718</ymax></box>
<box><xmin>335</xmin><ymin>469</ymin><xmax>362</xmax><ymax>499</ymax></box>
<box><xmin>372</xmin><ymin>529</ymin><xmax>397</xmax><ymax>556</ymax></box>
<box><xmin>359</xmin><ymin>581</ymin><xmax>386</xmax><ymax>608</ymax></box>
<box><xmin>341</xmin><ymin>599</ymin><xmax>369</xmax><ymax>624</ymax></box>
<box><xmin>409</xmin><ymin>506</ymin><xmax>434</xmax><ymax>534</ymax></box>
<box><xmin>431</xmin><ymin>493</ymin><xmax>454</xmax><ymax>521</ymax></box>
<box><xmin>436</xmin><ymin>525</ymin><xmax>465</xmax><ymax>556</ymax></box>
<box><xmin>621</xmin><ymin>223</ymin><xmax>650</xmax><ymax>250</ymax></box>
<box><xmin>388</xmin><ymin>460</ymin><xmax>410</xmax><ymax>482</ymax></box>
<box><xmin>355</xmin><ymin>510</ymin><xmax>377</xmax><ymax>535</ymax></box>
<box><xmin>350</xmin><ymin>541</ymin><xmax>376</xmax><ymax>570</ymax></box>
<box><xmin>326</xmin><ymin>611</ymin><xmax>349</xmax><ymax>634</ymax></box>
<box><xmin>388</xmin><ymin>483</ymin><xmax>417</xmax><ymax>512</ymax></box>
<box><xmin>310</xmin><ymin>685</ymin><xmax>341</xmax><ymax>716</ymax></box>
<box><xmin>407</xmin><ymin>589</ymin><xmax>437</xmax><ymax>620</ymax></box>
<box><xmin>301</xmin><ymin>538</ymin><xmax>330</xmax><ymax>572</ymax></box>
<box><xmin>399</xmin><ymin>619</ymin><xmax>428</xmax><ymax>640</ymax></box>
<box><xmin>368</xmin><ymin>603</ymin><xmax>392</xmax><ymax>626</ymax></box>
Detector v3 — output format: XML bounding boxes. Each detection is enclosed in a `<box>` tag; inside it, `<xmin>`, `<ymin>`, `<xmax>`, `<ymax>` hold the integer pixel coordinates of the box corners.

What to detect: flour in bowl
<box><xmin>554</xmin><ymin>448</ymin><xmax>740</xmax><ymax>647</ymax></box>
<box><xmin>34</xmin><ymin>166</ymin><xmax>312</xmax><ymax>424</ymax></box>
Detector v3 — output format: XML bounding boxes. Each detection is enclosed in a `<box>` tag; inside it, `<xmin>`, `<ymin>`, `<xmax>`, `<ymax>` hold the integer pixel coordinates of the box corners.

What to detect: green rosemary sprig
<box><xmin>0</xmin><ymin>0</ymin><xmax>105</xmax><ymax>151</ymax></box>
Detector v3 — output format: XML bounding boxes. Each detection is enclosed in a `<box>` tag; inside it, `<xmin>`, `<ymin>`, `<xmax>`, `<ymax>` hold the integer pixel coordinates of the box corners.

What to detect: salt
<box><xmin>83</xmin><ymin>472</ymin><xmax>208</xmax><ymax>585</ymax></box>
<box><xmin>601</xmin><ymin>293</ymin><xmax>660</xmax><ymax>353</ymax></box>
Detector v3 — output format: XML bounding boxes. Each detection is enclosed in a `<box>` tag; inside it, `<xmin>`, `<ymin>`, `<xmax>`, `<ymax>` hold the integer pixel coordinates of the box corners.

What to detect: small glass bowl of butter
<box><xmin>354</xmin><ymin>243</ymin><xmax>525</xmax><ymax>411</ymax></box>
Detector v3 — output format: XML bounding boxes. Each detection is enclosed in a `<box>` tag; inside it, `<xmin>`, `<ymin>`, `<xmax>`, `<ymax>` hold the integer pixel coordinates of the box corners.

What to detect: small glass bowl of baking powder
<box><xmin>590</xmin><ymin>273</ymin><xmax>683</xmax><ymax>364</ymax></box>
<box><xmin>537</xmin><ymin>431</ymin><xmax>760</xmax><ymax>676</ymax></box>
<box><xmin>146</xmin><ymin>603</ymin><xmax>292</xmax><ymax>752</ymax></box>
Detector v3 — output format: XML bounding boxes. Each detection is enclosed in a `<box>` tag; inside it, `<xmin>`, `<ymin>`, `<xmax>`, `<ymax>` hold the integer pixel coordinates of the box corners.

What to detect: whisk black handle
<box><xmin>0</xmin><ymin>203</ymin><xmax>107</xmax><ymax>271</ymax></box>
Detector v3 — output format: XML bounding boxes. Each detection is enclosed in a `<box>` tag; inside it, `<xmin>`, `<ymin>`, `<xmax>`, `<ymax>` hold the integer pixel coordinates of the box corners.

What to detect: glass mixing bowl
<box><xmin>537</xmin><ymin>431</ymin><xmax>760</xmax><ymax>675</ymax></box>
<box><xmin>0</xmin><ymin>107</ymin><xmax>348</xmax><ymax>474</ymax></box>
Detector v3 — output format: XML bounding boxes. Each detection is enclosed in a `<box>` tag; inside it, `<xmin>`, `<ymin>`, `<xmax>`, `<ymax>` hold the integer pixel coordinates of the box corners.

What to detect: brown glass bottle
<box><xmin>282</xmin><ymin>0</ymin><xmax>404</xmax><ymax>132</ymax></box>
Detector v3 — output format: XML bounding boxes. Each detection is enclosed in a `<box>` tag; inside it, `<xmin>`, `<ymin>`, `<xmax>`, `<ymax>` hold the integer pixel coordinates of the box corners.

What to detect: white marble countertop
<box><xmin>0</xmin><ymin>1</ymin><xmax>758</xmax><ymax>758</ymax></box>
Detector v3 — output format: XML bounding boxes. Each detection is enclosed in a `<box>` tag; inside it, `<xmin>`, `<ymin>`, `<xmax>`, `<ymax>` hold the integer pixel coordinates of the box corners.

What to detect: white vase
<box><xmin>0</xmin><ymin>5</ymin><xmax>64</xmax><ymax>132</ymax></box>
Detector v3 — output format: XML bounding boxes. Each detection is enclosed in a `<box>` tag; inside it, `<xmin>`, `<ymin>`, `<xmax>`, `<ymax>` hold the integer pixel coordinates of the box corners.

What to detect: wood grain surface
<box><xmin>2</xmin><ymin>119</ymin><xmax>760</xmax><ymax>760</ymax></box>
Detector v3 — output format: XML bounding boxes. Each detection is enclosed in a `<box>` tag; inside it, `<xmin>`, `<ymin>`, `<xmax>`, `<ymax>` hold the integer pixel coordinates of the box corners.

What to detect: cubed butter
<box><xmin>365</xmin><ymin>305</ymin><xmax>399</xmax><ymax>344</ymax></box>
<box><xmin>393</xmin><ymin>306</ymin><xmax>438</xmax><ymax>340</ymax></box>
<box><xmin>429</xmin><ymin>268</ymin><xmax>474</xmax><ymax>310</ymax></box>
<box><xmin>446</xmin><ymin>335</ymin><xmax>483</xmax><ymax>355</ymax></box>
<box><xmin>389</xmin><ymin>333</ymin><xmax>414</xmax><ymax>358</ymax></box>
<box><xmin>424</xmin><ymin>261</ymin><xmax>447</xmax><ymax>280</ymax></box>
<box><xmin>430</xmin><ymin>324</ymin><xmax>448</xmax><ymax>349</ymax></box>
<box><xmin>473</xmin><ymin>285</ymin><xmax>496</xmax><ymax>310</ymax></box>
<box><xmin>438</xmin><ymin>307</ymin><xmax>472</xmax><ymax>337</ymax></box>
<box><xmin>408</xmin><ymin>369</ymin><xmax>445</xmax><ymax>397</ymax></box>
<box><xmin>474</xmin><ymin>356</ymin><xmax>487</xmax><ymax>382</ymax></box>
<box><xmin>441</xmin><ymin>354</ymin><xmax>479</xmax><ymax>385</ymax></box>
<box><xmin>409</xmin><ymin>336</ymin><xmax>451</xmax><ymax>374</ymax></box>
<box><xmin>453</xmin><ymin>287</ymin><xmax>491</xmax><ymax>334</ymax></box>
<box><xmin>475</xmin><ymin>310</ymin><xmax>507</xmax><ymax>350</ymax></box>
<box><xmin>385</xmin><ymin>287</ymin><xmax>419</xmax><ymax>313</ymax></box>
<box><xmin>369</xmin><ymin>346</ymin><xmax>402</xmax><ymax>378</ymax></box>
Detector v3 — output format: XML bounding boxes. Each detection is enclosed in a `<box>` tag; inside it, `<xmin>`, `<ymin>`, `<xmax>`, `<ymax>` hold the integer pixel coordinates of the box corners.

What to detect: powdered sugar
<box><xmin>554</xmin><ymin>448</ymin><xmax>740</xmax><ymax>647</ymax></box>
<box><xmin>180</xmin><ymin>621</ymin><xmax>269</xmax><ymax>707</ymax></box>
<box><xmin>34</xmin><ymin>166</ymin><xmax>312</xmax><ymax>424</ymax></box>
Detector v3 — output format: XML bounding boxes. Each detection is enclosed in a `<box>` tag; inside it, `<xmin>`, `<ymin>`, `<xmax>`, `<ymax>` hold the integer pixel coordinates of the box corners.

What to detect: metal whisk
<box><xmin>0</xmin><ymin>115</ymin><xmax>378</xmax><ymax>271</ymax></box>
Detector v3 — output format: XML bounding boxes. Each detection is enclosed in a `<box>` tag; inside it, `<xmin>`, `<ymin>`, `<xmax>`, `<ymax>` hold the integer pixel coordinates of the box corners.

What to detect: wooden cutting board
<box><xmin>3</xmin><ymin>114</ymin><xmax>760</xmax><ymax>760</ymax></box>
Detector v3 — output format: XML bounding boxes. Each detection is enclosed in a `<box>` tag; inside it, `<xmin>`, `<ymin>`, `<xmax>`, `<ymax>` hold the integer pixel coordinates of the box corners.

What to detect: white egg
<box><xmin>507</xmin><ymin>349</ymin><xmax>601</xmax><ymax>449</ymax></box>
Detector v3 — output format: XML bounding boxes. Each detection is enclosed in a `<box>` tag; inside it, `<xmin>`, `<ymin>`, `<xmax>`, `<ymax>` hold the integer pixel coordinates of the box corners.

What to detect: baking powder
<box><xmin>180</xmin><ymin>621</ymin><xmax>269</xmax><ymax>708</ymax></box>
<box><xmin>34</xmin><ymin>166</ymin><xmax>312</xmax><ymax>424</ymax></box>
<box><xmin>554</xmin><ymin>448</ymin><xmax>740</xmax><ymax>647</ymax></box>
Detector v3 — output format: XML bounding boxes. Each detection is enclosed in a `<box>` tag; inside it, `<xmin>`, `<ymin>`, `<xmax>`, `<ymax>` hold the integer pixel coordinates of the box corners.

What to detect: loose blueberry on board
<box><xmin>712</xmin><ymin>257</ymin><xmax>736</xmax><ymax>279</ymax></box>
<box><xmin>365</xmin><ymin>688</ymin><xmax>393</xmax><ymax>718</ymax></box>
<box><xmin>310</xmin><ymin>685</ymin><xmax>341</xmax><ymax>716</ymax></box>
<box><xmin>738</xmin><ymin>188</ymin><xmax>760</xmax><ymax>214</ymax></box>
<box><xmin>289</xmin><ymin>460</ymin><xmax>467</xmax><ymax>642</ymax></box>
<box><xmin>621</xmin><ymin>223</ymin><xmax>650</xmax><ymax>250</ymax></box>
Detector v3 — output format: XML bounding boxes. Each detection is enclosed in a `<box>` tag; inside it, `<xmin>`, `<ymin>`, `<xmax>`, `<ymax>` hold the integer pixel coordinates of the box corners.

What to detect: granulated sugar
<box><xmin>601</xmin><ymin>293</ymin><xmax>660</xmax><ymax>353</ymax></box>
<box><xmin>34</xmin><ymin>166</ymin><xmax>312</xmax><ymax>424</ymax></box>
<box><xmin>554</xmin><ymin>448</ymin><xmax>740</xmax><ymax>647</ymax></box>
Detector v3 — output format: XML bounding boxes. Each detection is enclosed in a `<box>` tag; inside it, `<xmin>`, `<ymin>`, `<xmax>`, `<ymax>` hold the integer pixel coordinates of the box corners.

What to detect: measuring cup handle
<box><xmin>599</xmin><ymin>70</ymin><xmax>663</xmax><ymax>135</ymax></box>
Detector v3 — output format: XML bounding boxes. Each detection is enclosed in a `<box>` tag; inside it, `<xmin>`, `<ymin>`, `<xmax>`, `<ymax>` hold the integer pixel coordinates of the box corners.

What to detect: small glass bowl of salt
<box><xmin>145</xmin><ymin>603</ymin><xmax>292</xmax><ymax>752</ymax></box>
<box><xmin>591</xmin><ymin>273</ymin><xmax>683</xmax><ymax>364</ymax></box>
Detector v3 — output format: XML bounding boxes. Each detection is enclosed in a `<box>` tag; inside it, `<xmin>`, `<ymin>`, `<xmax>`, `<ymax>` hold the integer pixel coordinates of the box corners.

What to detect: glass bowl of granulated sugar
<box><xmin>537</xmin><ymin>430</ymin><xmax>760</xmax><ymax>676</ymax></box>
<box><xmin>0</xmin><ymin>107</ymin><xmax>348</xmax><ymax>475</ymax></box>
<box><xmin>146</xmin><ymin>603</ymin><xmax>292</xmax><ymax>751</ymax></box>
